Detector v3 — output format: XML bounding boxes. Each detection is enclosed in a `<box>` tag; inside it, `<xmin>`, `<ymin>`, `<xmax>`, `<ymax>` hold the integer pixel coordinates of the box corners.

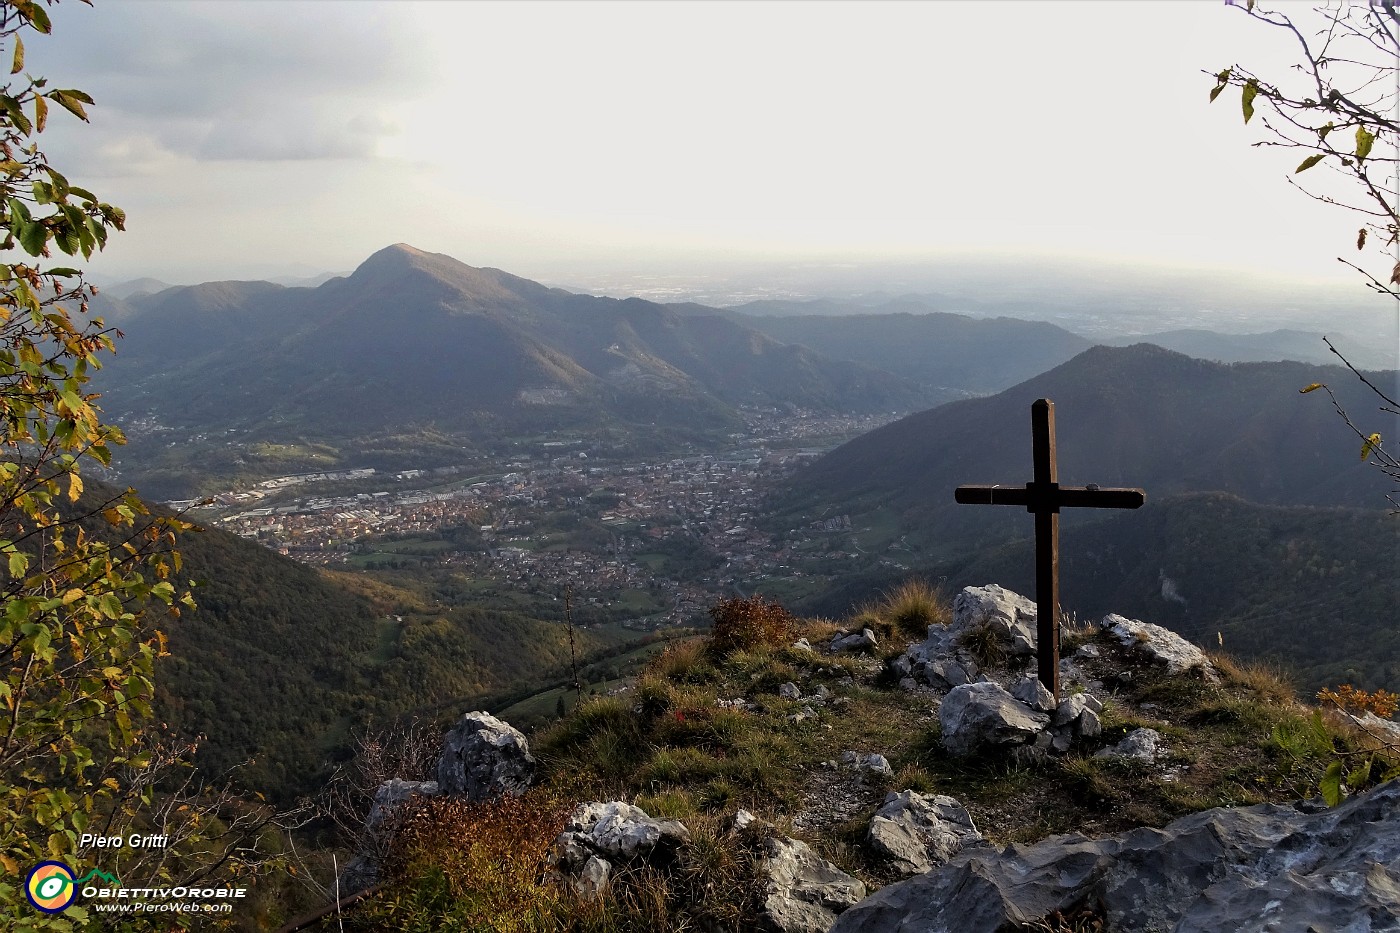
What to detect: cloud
<box><xmin>29</xmin><ymin>1</ymin><xmax>425</xmax><ymax>164</ymax></box>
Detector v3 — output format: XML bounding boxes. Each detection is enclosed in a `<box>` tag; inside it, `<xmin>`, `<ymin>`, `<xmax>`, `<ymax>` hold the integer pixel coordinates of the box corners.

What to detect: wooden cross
<box><xmin>954</xmin><ymin>398</ymin><xmax>1145</xmax><ymax>700</ymax></box>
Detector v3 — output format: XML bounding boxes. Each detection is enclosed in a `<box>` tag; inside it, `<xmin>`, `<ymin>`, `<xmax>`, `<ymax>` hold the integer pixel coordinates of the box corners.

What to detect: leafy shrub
<box><xmin>363</xmin><ymin>790</ymin><xmax>573</xmax><ymax>932</ymax></box>
<box><xmin>706</xmin><ymin>596</ymin><xmax>799</xmax><ymax>656</ymax></box>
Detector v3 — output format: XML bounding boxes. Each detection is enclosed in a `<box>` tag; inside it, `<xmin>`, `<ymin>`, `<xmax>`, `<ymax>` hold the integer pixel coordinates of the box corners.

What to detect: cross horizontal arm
<box><xmin>954</xmin><ymin>484</ymin><xmax>1145</xmax><ymax>510</ymax></box>
<box><xmin>954</xmin><ymin>485</ymin><xmax>1030</xmax><ymax>506</ymax></box>
<box><xmin>1055</xmin><ymin>487</ymin><xmax>1145</xmax><ymax>510</ymax></box>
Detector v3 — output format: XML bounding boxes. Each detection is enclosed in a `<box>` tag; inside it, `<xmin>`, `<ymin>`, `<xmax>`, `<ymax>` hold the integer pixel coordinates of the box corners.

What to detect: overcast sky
<box><xmin>18</xmin><ymin>0</ymin><xmax>1397</xmax><ymax>301</ymax></box>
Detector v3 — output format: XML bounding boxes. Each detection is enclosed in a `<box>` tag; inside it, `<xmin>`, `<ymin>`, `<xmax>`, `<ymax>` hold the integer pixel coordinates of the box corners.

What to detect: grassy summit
<box><xmin>336</xmin><ymin>585</ymin><xmax>1399</xmax><ymax>931</ymax></box>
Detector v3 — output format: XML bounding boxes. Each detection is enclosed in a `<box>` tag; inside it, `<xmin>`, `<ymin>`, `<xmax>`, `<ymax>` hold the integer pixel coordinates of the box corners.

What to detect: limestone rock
<box><xmin>779</xmin><ymin>682</ymin><xmax>801</xmax><ymax>700</ymax></box>
<box><xmin>1101</xmin><ymin>613</ymin><xmax>1219</xmax><ymax>681</ymax></box>
<box><xmin>1053</xmin><ymin>693</ymin><xmax>1093</xmax><ymax>727</ymax></box>
<box><xmin>762</xmin><ymin>835</ymin><xmax>866</xmax><ymax>933</ymax></box>
<box><xmin>868</xmin><ymin>791</ymin><xmax>985</xmax><ymax>876</ymax></box>
<box><xmin>953</xmin><ymin>585</ymin><xmax>1038</xmax><ymax>657</ymax></box>
<box><xmin>1095</xmin><ymin>727</ymin><xmax>1164</xmax><ymax>762</ymax></box>
<box><xmin>940</xmin><ymin>682</ymin><xmax>1050</xmax><ymax>756</ymax></box>
<box><xmin>1354</xmin><ymin>711</ymin><xmax>1400</xmax><ymax>745</ymax></box>
<box><xmin>336</xmin><ymin>855</ymin><xmax>380</xmax><ymax>894</ymax></box>
<box><xmin>345</xmin><ymin>778</ymin><xmax>440</xmax><ymax>893</ymax></box>
<box><xmin>792</xmin><ymin>637</ymin><xmax>813</xmax><ymax>652</ymax></box>
<box><xmin>365</xmin><ymin>778</ymin><xmax>438</xmax><ymax>836</ymax></box>
<box><xmin>1011</xmin><ymin>674</ymin><xmax>1055</xmax><ymax>713</ymax></box>
<box><xmin>576</xmin><ymin>856</ymin><xmax>611</xmax><ymax>897</ymax></box>
<box><xmin>862</xmin><ymin>753</ymin><xmax>894</xmax><ymax>776</ymax></box>
<box><xmin>926</xmin><ymin>657</ymin><xmax>976</xmax><ymax>690</ymax></box>
<box><xmin>832</xmin><ymin>627</ymin><xmax>878</xmax><ymax>653</ymax></box>
<box><xmin>831</xmin><ymin>779</ymin><xmax>1400</xmax><ymax>933</ymax></box>
<box><xmin>565</xmin><ymin>801</ymin><xmax>691</xmax><ymax>862</ymax></box>
<box><xmin>437</xmin><ymin>712</ymin><xmax>535</xmax><ymax>800</ymax></box>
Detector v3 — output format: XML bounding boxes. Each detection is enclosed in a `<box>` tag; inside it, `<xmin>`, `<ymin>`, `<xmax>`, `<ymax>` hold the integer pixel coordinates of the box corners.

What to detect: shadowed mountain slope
<box><xmin>777</xmin><ymin>343</ymin><xmax>1398</xmax><ymax>561</ymax></box>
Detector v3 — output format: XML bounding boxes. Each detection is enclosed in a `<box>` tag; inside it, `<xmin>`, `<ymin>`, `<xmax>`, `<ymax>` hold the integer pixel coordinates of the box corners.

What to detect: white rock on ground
<box><xmin>940</xmin><ymin>682</ymin><xmax>1050</xmax><ymax>756</ymax></box>
<box><xmin>1100</xmin><ymin>614</ymin><xmax>1219</xmax><ymax>681</ymax></box>
<box><xmin>762</xmin><ymin>835</ymin><xmax>866</xmax><ymax>933</ymax></box>
<box><xmin>1094</xmin><ymin>727</ymin><xmax>1164</xmax><ymax>762</ymax></box>
<box><xmin>868</xmin><ymin>790</ymin><xmax>986</xmax><ymax>876</ymax></box>
<box><xmin>832</xmin><ymin>627</ymin><xmax>879</xmax><ymax>652</ymax></box>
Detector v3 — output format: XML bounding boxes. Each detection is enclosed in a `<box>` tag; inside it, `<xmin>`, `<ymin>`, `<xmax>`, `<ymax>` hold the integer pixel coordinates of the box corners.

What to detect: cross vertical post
<box><xmin>1030</xmin><ymin>399</ymin><xmax>1060</xmax><ymax>699</ymax></box>
<box><xmin>954</xmin><ymin>399</ymin><xmax>1146</xmax><ymax>703</ymax></box>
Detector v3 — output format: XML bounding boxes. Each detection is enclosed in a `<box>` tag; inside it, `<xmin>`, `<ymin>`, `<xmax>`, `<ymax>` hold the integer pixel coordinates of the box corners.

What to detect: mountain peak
<box><xmin>353</xmin><ymin>243</ymin><xmax>468</xmax><ymax>277</ymax></box>
<box><xmin>347</xmin><ymin>244</ymin><xmax>552</xmax><ymax>311</ymax></box>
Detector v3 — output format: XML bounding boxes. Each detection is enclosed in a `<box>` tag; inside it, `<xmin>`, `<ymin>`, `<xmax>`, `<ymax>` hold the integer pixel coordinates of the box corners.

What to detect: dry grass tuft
<box><xmin>649</xmin><ymin>638</ymin><xmax>714</xmax><ymax>683</ymax></box>
<box><xmin>1208</xmin><ymin>653</ymin><xmax>1297</xmax><ymax>706</ymax></box>
<box><xmin>877</xmin><ymin>579</ymin><xmax>951</xmax><ymax>640</ymax></box>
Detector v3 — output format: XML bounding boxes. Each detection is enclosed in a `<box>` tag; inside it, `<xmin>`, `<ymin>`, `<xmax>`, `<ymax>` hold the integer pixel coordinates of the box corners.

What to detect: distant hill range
<box><xmin>100</xmin><ymin>276</ymin><xmax>176</xmax><ymax>300</ymax></box>
<box><xmin>1101</xmin><ymin>328</ymin><xmax>1394</xmax><ymax>371</ymax></box>
<box><xmin>93</xmin><ymin>245</ymin><xmax>938</xmax><ymax>494</ymax></box>
<box><xmin>90</xmin><ymin>245</ymin><xmax>1394</xmax><ymax>505</ymax></box>
<box><xmin>733</xmin><ymin>311</ymin><xmax>1093</xmax><ymax>395</ymax></box>
<box><xmin>733</xmin><ymin>301</ymin><xmax>1392</xmax><ymax>377</ymax></box>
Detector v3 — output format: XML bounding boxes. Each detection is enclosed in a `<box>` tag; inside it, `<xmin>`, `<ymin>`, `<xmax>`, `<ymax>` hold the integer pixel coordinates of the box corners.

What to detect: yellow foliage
<box><xmin>1318</xmin><ymin>684</ymin><xmax>1399</xmax><ymax>719</ymax></box>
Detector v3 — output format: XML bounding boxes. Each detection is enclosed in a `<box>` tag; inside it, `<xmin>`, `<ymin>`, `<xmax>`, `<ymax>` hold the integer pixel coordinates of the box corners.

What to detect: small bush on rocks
<box><xmin>706</xmin><ymin>595</ymin><xmax>799</xmax><ymax>657</ymax></box>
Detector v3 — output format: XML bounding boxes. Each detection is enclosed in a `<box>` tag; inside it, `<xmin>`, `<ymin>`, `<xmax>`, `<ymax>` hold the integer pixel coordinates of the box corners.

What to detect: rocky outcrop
<box><xmin>1101</xmin><ymin>613</ymin><xmax>1219</xmax><ymax>681</ymax></box>
<box><xmin>556</xmin><ymin>801</ymin><xmax>691</xmax><ymax>863</ymax></box>
<box><xmin>832</xmin><ymin>780</ymin><xmax>1400</xmax><ymax>933</ymax></box>
<box><xmin>867</xmin><ymin>791</ymin><xmax>985</xmax><ymax>876</ymax></box>
<box><xmin>436</xmin><ymin>711</ymin><xmax>536</xmax><ymax>800</ymax></box>
<box><xmin>339</xmin><ymin>780</ymin><xmax>440</xmax><ymax>893</ymax></box>
<box><xmin>953</xmin><ymin>584</ymin><xmax>1038</xmax><ymax>656</ymax></box>
<box><xmin>342</xmin><ymin>713</ymin><xmax>536</xmax><ymax>894</ymax></box>
<box><xmin>547</xmin><ymin>801</ymin><xmax>692</xmax><ymax>898</ymax></box>
<box><xmin>900</xmin><ymin>584</ymin><xmax>1040</xmax><ymax>689</ymax></box>
<box><xmin>762</xmin><ymin>835</ymin><xmax>866</xmax><ymax>933</ymax></box>
<box><xmin>940</xmin><ymin>682</ymin><xmax>1050</xmax><ymax>756</ymax></box>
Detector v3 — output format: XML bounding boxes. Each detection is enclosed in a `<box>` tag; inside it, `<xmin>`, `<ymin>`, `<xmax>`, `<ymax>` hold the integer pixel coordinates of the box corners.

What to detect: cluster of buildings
<box><xmin>192</xmin><ymin>407</ymin><xmax>903</xmax><ymax>625</ymax></box>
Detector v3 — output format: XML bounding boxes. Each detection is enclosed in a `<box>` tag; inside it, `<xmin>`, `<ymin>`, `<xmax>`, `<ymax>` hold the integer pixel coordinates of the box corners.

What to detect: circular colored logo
<box><xmin>25</xmin><ymin>862</ymin><xmax>76</xmax><ymax>914</ymax></box>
